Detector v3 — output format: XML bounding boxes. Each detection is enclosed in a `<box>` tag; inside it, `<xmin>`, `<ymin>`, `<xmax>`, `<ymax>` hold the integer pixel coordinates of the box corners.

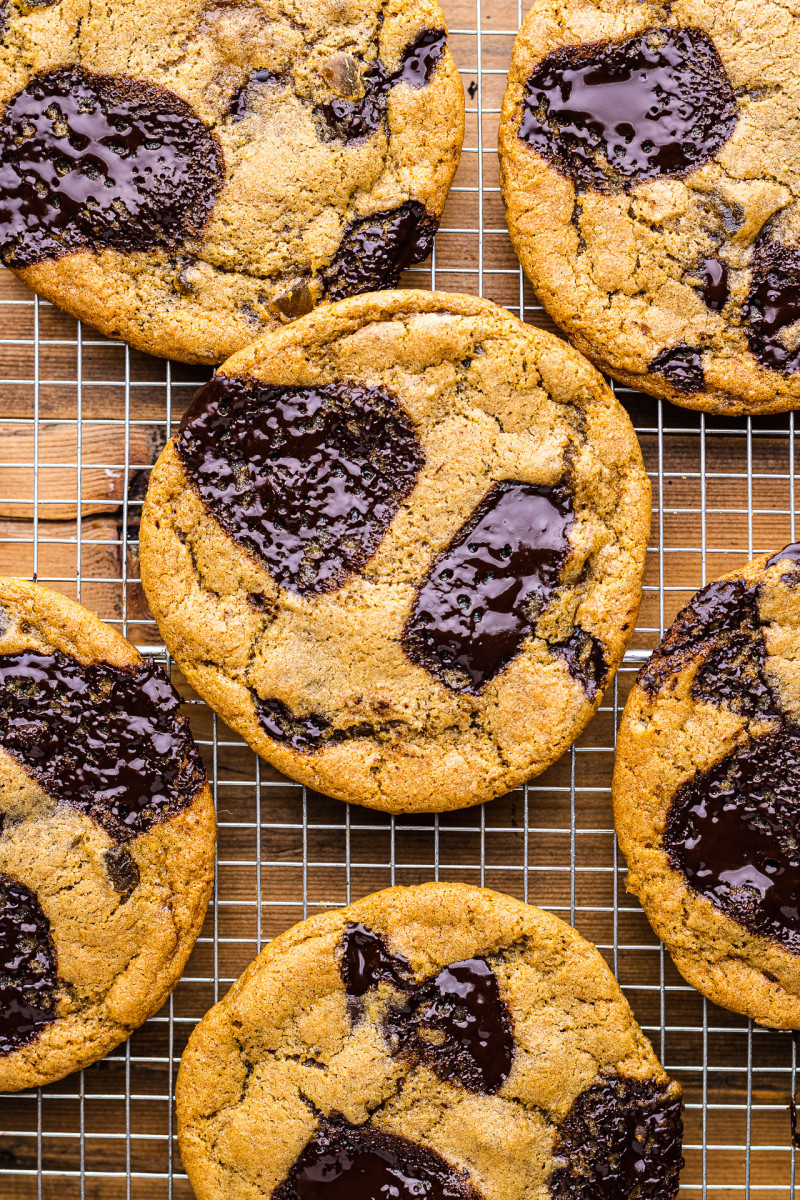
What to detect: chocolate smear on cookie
<box><xmin>549</xmin><ymin>1073</ymin><xmax>683</xmax><ymax>1199</ymax></box>
<box><xmin>273</xmin><ymin>1114</ymin><xmax>481</xmax><ymax>1200</ymax></box>
<box><xmin>744</xmin><ymin>240</ymin><xmax>800</xmax><ymax>375</ymax></box>
<box><xmin>650</xmin><ymin>345</ymin><xmax>706</xmax><ymax>395</ymax></box>
<box><xmin>403</xmin><ymin>481</ymin><xmax>573</xmax><ymax>692</ymax></box>
<box><xmin>323</xmin><ymin>201</ymin><xmax>438</xmax><ymax>299</ymax></box>
<box><xmin>316</xmin><ymin>29</ymin><xmax>446</xmax><ymax>142</ymax></box>
<box><xmin>226</xmin><ymin>68</ymin><xmax>282</xmax><ymax>121</ymax></box>
<box><xmin>254</xmin><ymin>696</ymin><xmax>377</xmax><ymax>753</ymax></box>
<box><xmin>0</xmin><ymin>873</ymin><xmax>58</xmax><ymax>1055</ymax></box>
<box><xmin>340</xmin><ymin>923</ymin><xmax>412</xmax><ymax>1012</ymax></box>
<box><xmin>339</xmin><ymin>925</ymin><xmax>514</xmax><ymax>1095</ymax></box>
<box><xmin>177</xmin><ymin>375</ymin><xmax>424</xmax><ymax>596</ymax></box>
<box><xmin>639</xmin><ymin>578</ymin><xmax>778</xmax><ymax>718</ymax></box>
<box><xmin>767</xmin><ymin>542</ymin><xmax>800</xmax><ymax>569</ymax></box>
<box><xmin>385</xmin><ymin>957</ymin><xmax>515</xmax><ymax>1095</ymax></box>
<box><xmin>664</xmin><ymin>725</ymin><xmax>800</xmax><ymax>953</ymax></box>
<box><xmin>0</xmin><ymin>651</ymin><xmax>205</xmax><ymax>843</ymax></box>
<box><xmin>0</xmin><ymin>66</ymin><xmax>223</xmax><ymax>269</ymax></box>
<box><xmin>550</xmin><ymin>628</ymin><xmax>608</xmax><ymax>699</ymax></box>
<box><xmin>700</xmin><ymin>257</ymin><xmax>729</xmax><ymax>311</ymax></box>
<box><xmin>518</xmin><ymin>26</ymin><xmax>738</xmax><ymax>193</ymax></box>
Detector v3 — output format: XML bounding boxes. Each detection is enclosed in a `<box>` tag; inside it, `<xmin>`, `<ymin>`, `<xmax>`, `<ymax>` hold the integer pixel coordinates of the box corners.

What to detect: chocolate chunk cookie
<box><xmin>499</xmin><ymin>1</ymin><xmax>800</xmax><ymax>414</ymax></box>
<box><xmin>139</xmin><ymin>290</ymin><xmax>650</xmax><ymax>813</ymax></box>
<box><xmin>0</xmin><ymin>579</ymin><xmax>215</xmax><ymax>1090</ymax></box>
<box><xmin>0</xmin><ymin>0</ymin><xmax>463</xmax><ymax>364</ymax></box>
<box><xmin>614</xmin><ymin>547</ymin><xmax>800</xmax><ymax>1027</ymax></box>
<box><xmin>176</xmin><ymin>883</ymin><xmax>683</xmax><ymax>1200</ymax></box>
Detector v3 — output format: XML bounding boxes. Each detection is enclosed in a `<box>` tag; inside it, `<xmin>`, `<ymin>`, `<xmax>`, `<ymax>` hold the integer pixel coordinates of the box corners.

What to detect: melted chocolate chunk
<box><xmin>551</xmin><ymin>628</ymin><xmax>608</xmax><ymax>699</ymax></box>
<box><xmin>700</xmin><ymin>257</ymin><xmax>729</xmax><ymax>311</ymax></box>
<box><xmin>226</xmin><ymin>68</ymin><xmax>282</xmax><ymax>121</ymax></box>
<box><xmin>341</xmin><ymin>923</ymin><xmax>411</xmax><ymax>1009</ymax></box>
<box><xmin>386</xmin><ymin>958</ymin><xmax>514</xmax><ymax>1095</ymax></box>
<box><xmin>273</xmin><ymin>1115</ymin><xmax>481</xmax><ymax>1200</ymax></box>
<box><xmin>403</xmin><ymin>482</ymin><xmax>573</xmax><ymax>693</ymax></box>
<box><xmin>254</xmin><ymin>696</ymin><xmax>376</xmax><ymax>753</ymax></box>
<box><xmin>0</xmin><ymin>873</ymin><xmax>58</xmax><ymax>1056</ymax></box>
<box><xmin>665</xmin><ymin>725</ymin><xmax>800</xmax><ymax>953</ymax></box>
<box><xmin>0</xmin><ymin>66</ymin><xmax>224</xmax><ymax>269</ymax></box>
<box><xmin>518</xmin><ymin>26</ymin><xmax>737</xmax><ymax>194</ymax></box>
<box><xmin>0</xmin><ymin>651</ymin><xmax>205</xmax><ymax>844</ymax></box>
<box><xmin>177</xmin><ymin>375</ymin><xmax>423</xmax><ymax>596</ymax></box>
<box><xmin>650</xmin><ymin>345</ymin><xmax>706</xmax><ymax>394</ymax></box>
<box><xmin>766</xmin><ymin>542</ymin><xmax>800</xmax><ymax>569</ymax></box>
<box><xmin>103</xmin><ymin>847</ymin><xmax>140</xmax><ymax>898</ymax></box>
<box><xmin>316</xmin><ymin>29</ymin><xmax>446</xmax><ymax>142</ymax></box>
<box><xmin>323</xmin><ymin>201</ymin><xmax>438</xmax><ymax>300</ymax></box>
<box><xmin>339</xmin><ymin>926</ymin><xmax>513</xmax><ymax>1095</ymax></box>
<box><xmin>744</xmin><ymin>240</ymin><xmax>800</xmax><ymax>374</ymax></box>
<box><xmin>638</xmin><ymin>578</ymin><xmax>778</xmax><ymax>718</ymax></box>
<box><xmin>398</xmin><ymin>30</ymin><xmax>447</xmax><ymax>87</ymax></box>
<box><xmin>549</xmin><ymin>1074</ymin><xmax>683</xmax><ymax>1199</ymax></box>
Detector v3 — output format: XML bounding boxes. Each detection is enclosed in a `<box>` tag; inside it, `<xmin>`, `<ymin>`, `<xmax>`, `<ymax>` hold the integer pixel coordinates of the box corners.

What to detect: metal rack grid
<box><xmin>1</xmin><ymin>0</ymin><xmax>799</xmax><ymax>1194</ymax></box>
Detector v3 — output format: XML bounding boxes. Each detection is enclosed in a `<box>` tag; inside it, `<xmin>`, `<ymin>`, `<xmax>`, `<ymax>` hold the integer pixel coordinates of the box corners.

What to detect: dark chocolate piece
<box><xmin>255</xmin><ymin>697</ymin><xmax>333</xmax><ymax>752</ymax></box>
<box><xmin>650</xmin><ymin>345</ymin><xmax>706</xmax><ymax>394</ymax></box>
<box><xmin>0</xmin><ymin>651</ymin><xmax>205</xmax><ymax>844</ymax></box>
<box><xmin>518</xmin><ymin>26</ymin><xmax>737</xmax><ymax>193</ymax></box>
<box><xmin>792</xmin><ymin>1095</ymin><xmax>799</xmax><ymax>1148</ymax></box>
<box><xmin>103</xmin><ymin>847</ymin><xmax>140</xmax><ymax>899</ymax></box>
<box><xmin>226</xmin><ymin>68</ymin><xmax>282</xmax><ymax>121</ymax></box>
<box><xmin>403</xmin><ymin>482</ymin><xmax>573</xmax><ymax>693</ymax></box>
<box><xmin>177</xmin><ymin>374</ymin><xmax>423</xmax><ymax>596</ymax></box>
<box><xmin>323</xmin><ymin>201</ymin><xmax>438</xmax><ymax>299</ymax></box>
<box><xmin>398</xmin><ymin>30</ymin><xmax>447</xmax><ymax>87</ymax></box>
<box><xmin>766</xmin><ymin>542</ymin><xmax>800</xmax><ymax>569</ymax></box>
<box><xmin>273</xmin><ymin>1114</ymin><xmax>481</xmax><ymax>1200</ymax></box>
<box><xmin>254</xmin><ymin>696</ymin><xmax>376</xmax><ymax>753</ymax></box>
<box><xmin>549</xmin><ymin>1074</ymin><xmax>683</xmax><ymax>1199</ymax></box>
<box><xmin>339</xmin><ymin>926</ymin><xmax>513</xmax><ymax>1095</ymax></box>
<box><xmin>341</xmin><ymin>923</ymin><xmax>411</xmax><ymax>1010</ymax></box>
<box><xmin>664</xmin><ymin>725</ymin><xmax>800</xmax><ymax>953</ymax></box>
<box><xmin>551</xmin><ymin>628</ymin><xmax>608</xmax><ymax>699</ymax></box>
<box><xmin>638</xmin><ymin>578</ymin><xmax>778</xmax><ymax>718</ymax></box>
<box><xmin>0</xmin><ymin>66</ymin><xmax>223</xmax><ymax>269</ymax></box>
<box><xmin>386</xmin><ymin>958</ymin><xmax>514</xmax><ymax>1095</ymax></box>
<box><xmin>268</xmin><ymin>279</ymin><xmax>317</xmax><ymax>322</ymax></box>
<box><xmin>0</xmin><ymin>873</ymin><xmax>58</xmax><ymax>1056</ymax></box>
<box><xmin>744</xmin><ymin>240</ymin><xmax>800</xmax><ymax>375</ymax></box>
<box><xmin>700</xmin><ymin>257</ymin><xmax>729</xmax><ymax>311</ymax></box>
<box><xmin>316</xmin><ymin>29</ymin><xmax>446</xmax><ymax>142</ymax></box>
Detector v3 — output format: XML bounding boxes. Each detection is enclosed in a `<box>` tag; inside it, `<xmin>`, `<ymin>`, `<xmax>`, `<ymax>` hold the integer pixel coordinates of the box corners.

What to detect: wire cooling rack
<box><xmin>1</xmin><ymin>0</ymin><xmax>799</xmax><ymax>1195</ymax></box>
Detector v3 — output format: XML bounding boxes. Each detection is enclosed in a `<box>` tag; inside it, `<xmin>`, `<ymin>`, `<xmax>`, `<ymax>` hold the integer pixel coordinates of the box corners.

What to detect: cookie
<box><xmin>139</xmin><ymin>289</ymin><xmax>650</xmax><ymax>814</ymax></box>
<box><xmin>0</xmin><ymin>579</ymin><xmax>215</xmax><ymax>1090</ymax></box>
<box><xmin>176</xmin><ymin>882</ymin><xmax>683</xmax><ymax>1200</ymax></box>
<box><xmin>499</xmin><ymin>1</ymin><xmax>800</xmax><ymax>415</ymax></box>
<box><xmin>0</xmin><ymin>0</ymin><xmax>463</xmax><ymax>364</ymax></box>
<box><xmin>614</xmin><ymin>545</ymin><xmax>800</xmax><ymax>1027</ymax></box>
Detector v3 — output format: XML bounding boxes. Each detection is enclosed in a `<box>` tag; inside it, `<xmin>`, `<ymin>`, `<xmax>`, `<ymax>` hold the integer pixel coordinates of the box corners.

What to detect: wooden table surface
<box><xmin>1</xmin><ymin>1</ymin><xmax>799</xmax><ymax>1194</ymax></box>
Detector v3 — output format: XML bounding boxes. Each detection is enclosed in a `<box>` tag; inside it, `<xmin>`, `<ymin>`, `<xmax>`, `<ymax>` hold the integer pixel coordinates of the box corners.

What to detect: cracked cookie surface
<box><xmin>499</xmin><ymin>0</ymin><xmax>800</xmax><ymax>414</ymax></box>
<box><xmin>614</xmin><ymin>547</ymin><xmax>800</xmax><ymax>1027</ymax></box>
<box><xmin>176</xmin><ymin>882</ymin><xmax>683</xmax><ymax>1200</ymax></box>
<box><xmin>0</xmin><ymin>0</ymin><xmax>463</xmax><ymax>363</ymax></box>
<box><xmin>0</xmin><ymin>578</ymin><xmax>216</xmax><ymax>1090</ymax></box>
<box><xmin>139</xmin><ymin>289</ymin><xmax>650</xmax><ymax>814</ymax></box>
